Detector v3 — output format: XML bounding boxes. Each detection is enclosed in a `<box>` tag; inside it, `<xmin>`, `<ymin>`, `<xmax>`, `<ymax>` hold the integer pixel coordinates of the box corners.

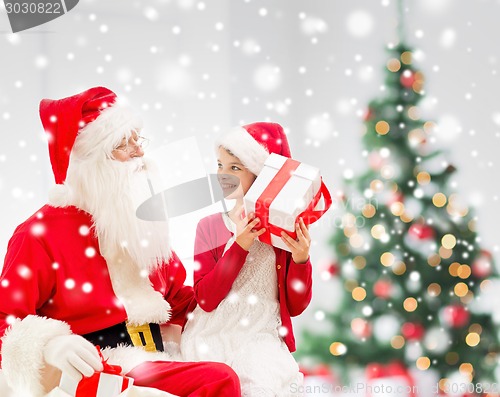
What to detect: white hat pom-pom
<box><xmin>48</xmin><ymin>184</ymin><xmax>74</xmax><ymax>208</ymax></box>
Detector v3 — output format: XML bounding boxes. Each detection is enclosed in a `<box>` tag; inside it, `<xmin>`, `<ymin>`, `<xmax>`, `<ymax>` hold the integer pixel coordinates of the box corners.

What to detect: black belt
<box><xmin>82</xmin><ymin>322</ymin><xmax>163</xmax><ymax>352</ymax></box>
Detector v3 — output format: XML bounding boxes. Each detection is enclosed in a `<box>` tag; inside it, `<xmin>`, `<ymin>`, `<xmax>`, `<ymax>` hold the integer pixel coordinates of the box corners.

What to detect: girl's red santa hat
<box><xmin>215</xmin><ymin>122</ymin><xmax>292</xmax><ymax>175</ymax></box>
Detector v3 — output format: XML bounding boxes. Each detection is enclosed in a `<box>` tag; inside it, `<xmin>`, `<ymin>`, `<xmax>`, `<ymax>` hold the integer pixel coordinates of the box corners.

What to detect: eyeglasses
<box><xmin>113</xmin><ymin>135</ymin><xmax>149</xmax><ymax>153</ymax></box>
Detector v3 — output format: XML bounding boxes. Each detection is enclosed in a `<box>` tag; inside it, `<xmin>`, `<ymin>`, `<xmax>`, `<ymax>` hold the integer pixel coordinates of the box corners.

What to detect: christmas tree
<box><xmin>298</xmin><ymin>14</ymin><xmax>499</xmax><ymax>397</ymax></box>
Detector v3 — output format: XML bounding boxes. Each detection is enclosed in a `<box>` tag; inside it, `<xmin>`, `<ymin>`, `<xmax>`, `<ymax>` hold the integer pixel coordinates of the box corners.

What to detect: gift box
<box><xmin>300</xmin><ymin>364</ymin><xmax>338</xmax><ymax>396</ymax></box>
<box><xmin>59</xmin><ymin>347</ymin><xmax>133</xmax><ymax>397</ymax></box>
<box><xmin>364</xmin><ymin>361</ymin><xmax>416</xmax><ymax>397</ymax></box>
<box><xmin>244</xmin><ymin>153</ymin><xmax>331</xmax><ymax>251</ymax></box>
<box><xmin>60</xmin><ymin>372</ymin><xmax>133</xmax><ymax>397</ymax></box>
<box><xmin>47</xmin><ymin>385</ymin><xmax>180</xmax><ymax>397</ymax></box>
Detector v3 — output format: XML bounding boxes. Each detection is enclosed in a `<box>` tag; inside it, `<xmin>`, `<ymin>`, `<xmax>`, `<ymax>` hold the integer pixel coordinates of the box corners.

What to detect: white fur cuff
<box><xmin>102</xmin><ymin>345</ymin><xmax>173</xmax><ymax>375</ymax></box>
<box><xmin>1</xmin><ymin>315</ymin><xmax>72</xmax><ymax>397</ymax></box>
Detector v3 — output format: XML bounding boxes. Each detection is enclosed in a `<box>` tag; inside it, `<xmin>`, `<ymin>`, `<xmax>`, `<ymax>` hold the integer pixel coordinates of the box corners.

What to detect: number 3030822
<box><xmin>5</xmin><ymin>2</ymin><xmax>62</xmax><ymax>14</ymax></box>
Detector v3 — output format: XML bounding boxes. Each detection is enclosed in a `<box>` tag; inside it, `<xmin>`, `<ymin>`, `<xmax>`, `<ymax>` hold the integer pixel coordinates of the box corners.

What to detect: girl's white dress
<box><xmin>181</xmin><ymin>213</ymin><xmax>303</xmax><ymax>397</ymax></box>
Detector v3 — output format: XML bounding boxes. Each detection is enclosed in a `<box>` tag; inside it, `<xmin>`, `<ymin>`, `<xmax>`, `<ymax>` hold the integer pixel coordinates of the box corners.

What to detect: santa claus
<box><xmin>0</xmin><ymin>87</ymin><xmax>240</xmax><ymax>397</ymax></box>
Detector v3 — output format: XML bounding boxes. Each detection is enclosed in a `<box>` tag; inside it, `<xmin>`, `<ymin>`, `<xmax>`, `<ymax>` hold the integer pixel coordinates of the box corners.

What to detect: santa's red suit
<box><xmin>0</xmin><ymin>204</ymin><xmax>240</xmax><ymax>397</ymax></box>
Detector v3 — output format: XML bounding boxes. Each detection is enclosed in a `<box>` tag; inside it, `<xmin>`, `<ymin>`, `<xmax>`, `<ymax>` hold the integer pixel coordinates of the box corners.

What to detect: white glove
<box><xmin>43</xmin><ymin>334</ymin><xmax>104</xmax><ymax>380</ymax></box>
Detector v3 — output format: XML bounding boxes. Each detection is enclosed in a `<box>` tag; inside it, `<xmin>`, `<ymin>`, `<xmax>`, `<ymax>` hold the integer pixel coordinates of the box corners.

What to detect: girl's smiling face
<box><xmin>217</xmin><ymin>147</ymin><xmax>257</xmax><ymax>200</ymax></box>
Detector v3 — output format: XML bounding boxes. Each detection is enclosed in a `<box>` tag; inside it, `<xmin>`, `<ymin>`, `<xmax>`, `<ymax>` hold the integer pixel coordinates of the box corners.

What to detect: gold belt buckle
<box><xmin>125</xmin><ymin>322</ymin><xmax>157</xmax><ymax>352</ymax></box>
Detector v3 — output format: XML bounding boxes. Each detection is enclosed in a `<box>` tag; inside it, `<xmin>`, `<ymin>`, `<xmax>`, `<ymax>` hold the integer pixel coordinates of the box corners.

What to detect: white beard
<box><xmin>65</xmin><ymin>156</ymin><xmax>172</xmax><ymax>272</ymax></box>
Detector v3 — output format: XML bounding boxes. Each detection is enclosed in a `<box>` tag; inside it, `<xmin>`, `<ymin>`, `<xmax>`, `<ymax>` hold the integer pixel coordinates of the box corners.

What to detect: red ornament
<box><xmin>388</xmin><ymin>191</ymin><xmax>404</xmax><ymax>206</ymax></box>
<box><xmin>365</xmin><ymin>362</ymin><xmax>384</xmax><ymax>378</ymax></box>
<box><xmin>335</xmin><ymin>190</ymin><xmax>347</xmax><ymax>203</ymax></box>
<box><xmin>300</xmin><ymin>363</ymin><xmax>334</xmax><ymax>378</ymax></box>
<box><xmin>368</xmin><ymin>151</ymin><xmax>385</xmax><ymax>171</ymax></box>
<box><xmin>472</xmin><ymin>250</ymin><xmax>493</xmax><ymax>279</ymax></box>
<box><xmin>319</xmin><ymin>260</ymin><xmax>340</xmax><ymax>281</ymax></box>
<box><xmin>373</xmin><ymin>279</ymin><xmax>393</xmax><ymax>299</ymax></box>
<box><xmin>441</xmin><ymin>304</ymin><xmax>470</xmax><ymax>328</ymax></box>
<box><xmin>364</xmin><ymin>107</ymin><xmax>374</xmax><ymax>121</ymax></box>
<box><xmin>401</xmin><ymin>322</ymin><xmax>425</xmax><ymax>341</ymax></box>
<box><xmin>313</xmin><ymin>364</ymin><xmax>333</xmax><ymax>377</ymax></box>
<box><xmin>365</xmin><ymin>361</ymin><xmax>412</xmax><ymax>384</ymax></box>
<box><xmin>408</xmin><ymin>223</ymin><xmax>435</xmax><ymax>241</ymax></box>
<box><xmin>400</xmin><ymin>70</ymin><xmax>416</xmax><ymax>88</ymax></box>
<box><xmin>327</xmin><ymin>262</ymin><xmax>339</xmax><ymax>276</ymax></box>
<box><xmin>351</xmin><ymin>318</ymin><xmax>372</xmax><ymax>339</ymax></box>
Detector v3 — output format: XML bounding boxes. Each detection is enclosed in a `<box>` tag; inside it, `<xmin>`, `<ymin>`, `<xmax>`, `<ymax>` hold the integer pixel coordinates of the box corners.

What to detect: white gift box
<box><xmin>244</xmin><ymin>153</ymin><xmax>327</xmax><ymax>252</ymax></box>
<box><xmin>47</xmin><ymin>385</ymin><xmax>179</xmax><ymax>397</ymax></box>
<box><xmin>59</xmin><ymin>371</ymin><xmax>133</xmax><ymax>397</ymax></box>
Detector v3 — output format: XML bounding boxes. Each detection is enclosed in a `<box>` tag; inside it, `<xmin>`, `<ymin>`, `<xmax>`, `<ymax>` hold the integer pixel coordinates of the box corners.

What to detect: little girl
<box><xmin>181</xmin><ymin>122</ymin><xmax>313</xmax><ymax>397</ymax></box>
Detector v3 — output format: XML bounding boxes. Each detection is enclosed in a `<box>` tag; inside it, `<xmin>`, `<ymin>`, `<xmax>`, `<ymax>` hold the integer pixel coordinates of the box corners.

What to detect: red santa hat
<box><xmin>40</xmin><ymin>86</ymin><xmax>118</xmax><ymax>184</ymax></box>
<box><xmin>215</xmin><ymin>122</ymin><xmax>292</xmax><ymax>175</ymax></box>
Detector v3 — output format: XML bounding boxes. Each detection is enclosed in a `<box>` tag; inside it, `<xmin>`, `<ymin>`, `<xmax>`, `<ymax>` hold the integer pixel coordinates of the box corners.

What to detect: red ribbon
<box><xmin>255</xmin><ymin>158</ymin><xmax>300</xmax><ymax>245</ymax></box>
<box><xmin>96</xmin><ymin>346</ymin><xmax>123</xmax><ymax>375</ymax></box>
<box><xmin>75</xmin><ymin>346</ymin><xmax>129</xmax><ymax>397</ymax></box>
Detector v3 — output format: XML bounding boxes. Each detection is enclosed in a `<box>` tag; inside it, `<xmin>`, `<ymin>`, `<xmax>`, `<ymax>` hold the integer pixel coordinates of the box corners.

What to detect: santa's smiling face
<box><xmin>62</xmin><ymin>108</ymin><xmax>172</xmax><ymax>272</ymax></box>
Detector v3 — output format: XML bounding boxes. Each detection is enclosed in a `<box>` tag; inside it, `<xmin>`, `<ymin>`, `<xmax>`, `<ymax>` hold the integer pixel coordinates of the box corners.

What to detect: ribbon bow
<box><xmin>75</xmin><ymin>346</ymin><xmax>125</xmax><ymax>396</ymax></box>
<box><xmin>96</xmin><ymin>345</ymin><xmax>123</xmax><ymax>375</ymax></box>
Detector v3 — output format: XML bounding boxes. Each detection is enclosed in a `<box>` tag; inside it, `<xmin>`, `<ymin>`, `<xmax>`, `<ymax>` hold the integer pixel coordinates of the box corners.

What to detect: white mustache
<box><xmin>126</xmin><ymin>157</ymin><xmax>146</xmax><ymax>173</ymax></box>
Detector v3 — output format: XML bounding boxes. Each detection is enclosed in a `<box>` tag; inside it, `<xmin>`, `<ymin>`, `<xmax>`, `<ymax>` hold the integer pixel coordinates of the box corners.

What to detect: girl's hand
<box><xmin>281</xmin><ymin>217</ymin><xmax>311</xmax><ymax>264</ymax></box>
<box><xmin>233</xmin><ymin>207</ymin><xmax>266</xmax><ymax>251</ymax></box>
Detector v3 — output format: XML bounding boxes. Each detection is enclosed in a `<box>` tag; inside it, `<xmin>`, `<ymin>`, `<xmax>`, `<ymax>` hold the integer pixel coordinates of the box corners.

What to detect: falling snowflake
<box><xmin>17</xmin><ymin>265</ymin><xmax>32</xmax><ymax>280</ymax></box>
<box><xmin>253</xmin><ymin>64</ymin><xmax>281</xmax><ymax>92</ymax></box>
<box><xmin>6</xmin><ymin>315</ymin><xmax>16</xmax><ymax>325</ymax></box>
<box><xmin>435</xmin><ymin>114</ymin><xmax>462</xmax><ymax>143</ymax></box>
<box><xmin>65</xmin><ymin>279</ymin><xmax>76</xmax><ymax>289</ymax></box>
<box><xmin>419</xmin><ymin>0</ymin><xmax>452</xmax><ymax>13</ymax></box>
<box><xmin>247</xmin><ymin>294</ymin><xmax>258</xmax><ymax>305</ymax></box>
<box><xmin>314</xmin><ymin>310</ymin><xmax>325</xmax><ymax>321</ymax></box>
<box><xmin>300</xmin><ymin>16</ymin><xmax>328</xmax><ymax>36</ymax></box>
<box><xmin>241</xmin><ymin>39</ymin><xmax>261</xmax><ymax>56</ymax></box>
<box><xmin>144</xmin><ymin>7</ymin><xmax>159</xmax><ymax>21</ymax></box>
<box><xmin>278</xmin><ymin>326</ymin><xmax>288</xmax><ymax>337</ymax></box>
<box><xmin>291</xmin><ymin>279</ymin><xmax>306</xmax><ymax>293</ymax></box>
<box><xmin>85</xmin><ymin>247</ymin><xmax>96</xmax><ymax>258</ymax></box>
<box><xmin>346</xmin><ymin>10</ymin><xmax>374</xmax><ymax>37</ymax></box>
<box><xmin>440</xmin><ymin>28</ymin><xmax>456</xmax><ymax>48</ymax></box>
<box><xmin>305</xmin><ymin>114</ymin><xmax>333</xmax><ymax>142</ymax></box>
<box><xmin>31</xmin><ymin>223</ymin><xmax>45</xmax><ymax>236</ymax></box>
